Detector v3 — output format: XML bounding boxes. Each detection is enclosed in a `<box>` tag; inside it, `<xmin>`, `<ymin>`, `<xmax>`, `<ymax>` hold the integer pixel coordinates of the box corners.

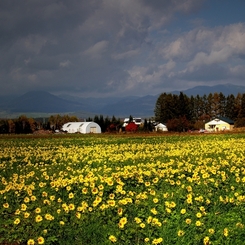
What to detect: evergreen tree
<box><xmin>225</xmin><ymin>94</ymin><xmax>236</xmax><ymax>120</ymax></box>
<box><xmin>194</xmin><ymin>95</ymin><xmax>204</xmax><ymax>120</ymax></box>
<box><xmin>206</xmin><ymin>93</ymin><xmax>214</xmax><ymax>118</ymax></box>
<box><xmin>238</xmin><ymin>93</ymin><xmax>245</xmax><ymax>118</ymax></box>
<box><xmin>219</xmin><ymin>92</ymin><xmax>226</xmax><ymax>117</ymax></box>
<box><xmin>154</xmin><ymin>93</ymin><xmax>168</xmax><ymax>122</ymax></box>
<box><xmin>178</xmin><ymin>92</ymin><xmax>191</xmax><ymax>120</ymax></box>
<box><xmin>143</xmin><ymin>119</ymin><xmax>148</xmax><ymax>131</ymax></box>
<box><xmin>189</xmin><ymin>95</ymin><xmax>196</xmax><ymax>123</ymax></box>
<box><xmin>234</xmin><ymin>93</ymin><xmax>242</xmax><ymax>119</ymax></box>
<box><xmin>212</xmin><ymin>92</ymin><xmax>221</xmax><ymax>117</ymax></box>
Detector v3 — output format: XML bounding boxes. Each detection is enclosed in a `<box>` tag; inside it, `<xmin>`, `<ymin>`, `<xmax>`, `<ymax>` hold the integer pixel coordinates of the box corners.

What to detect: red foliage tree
<box><xmin>125</xmin><ymin>122</ymin><xmax>138</xmax><ymax>132</ymax></box>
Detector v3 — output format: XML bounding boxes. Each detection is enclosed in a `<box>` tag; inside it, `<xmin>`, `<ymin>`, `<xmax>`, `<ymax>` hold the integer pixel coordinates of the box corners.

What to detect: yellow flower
<box><xmin>187</xmin><ymin>198</ymin><xmax>192</xmax><ymax>204</ymax></box>
<box><xmin>170</xmin><ymin>201</ymin><xmax>176</xmax><ymax>208</ymax></box>
<box><xmin>151</xmin><ymin>208</ymin><xmax>158</xmax><ymax>215</ymax></box>
<box><xmin>208</xmin><ymin>228</ymin><xmax>215</xmax><ymax>234</ymax></box>
<box><xmin>203</xmin><ymin>236</ymin><xmax>210</xmax><ymax>245</ymax></box>
<box><xmin>153</xmin><ymin>177</ymin><xmax>159</xmax><ymax>183</ymax></box>
<box><xmin>118</xmin><ymin>217</ymin><xmax>127</xmax><ymax>229</ymax></box>
<box><xmin>120</xmin><ymin>217</ymin><xmax>127</xmax><ymax>224</ymax></box>
<box><xmin>199</xmin><ymin>206</ymin><xmax>205</xmax><ymax>212</ymax></box>
<box><xmin>45</xmin><ymin>213</ymin><xmax>54</xmax><ymax>220</ymax></box>
<box><xmin>224</xmin><ymin>228</ymin><xmax>229</xmax><ymax>237</ymax></box>
<box><xmin>236</xmin><ymin>222</ymin><xmax>244</xmax><ymax>228</ymax></box>
<box><xmin>196</xmin><ymin>220</ymin><xmax>202</xmax><ymax>227</ymax></box>
<box><xmin>14</xmin><ymin>218</ymin><xmax>20</xmax><ymax>225</ymax></box>
<box><xmin>68</xmin><ymin>192</ymin><xmax>74</xmax><ymax>199</ymax></box>
<box><xmin>153</xmin><ymin>198</ymin><xmax>158</xmax><ymax>203</ymax></box>
<box><xmin>185</xmin><ymin>218</ymin><xmax>192</xmax><ymax>225</ymax></box>
<box><xmin>152</xmin><ymin>237</ymin><xmax>163</xmax><ymax>244</ymax></box>
<box><xmin>35</xmin><ymin>208</ymin><xmax>41</xmax><ymax>213</ymax></box>
<box><xmin>196</xmin><ymin>212</ymin><xmax>202</xmax><ymax>218</ymax></box>
<box><xmin>39</xmin><ymin>182</ymin><xmax>44</xmax><ymax>188</ymax></box>
<box><xmin>3</xmin><ymin>203</ymin><xmax>9</xmax><ymax>208</ymax></box>
<box><xmin>76</xmin><ymin>212</ymin><xmax>81</xmax><ymax>219</ymax></box>
<box><xmin>177</xmin><ymin>230</ymin><xmax>185</xmax><ymax>237</ymax></box>
<box><xmin>107</xmin><ymin>200</ymin><xmax>116</xmax><ymax>207</ymax></box>
<box><xmin>140</xmin><ymin>223</ymin><xmax>146</xmax><ymax>228</ymax></box>
<box><xmin>147</xmin><ymin>216</ymin><xmax>152</xmax><ymax>224</ymax></box>
<box><xmin>24</xmin><ymin>197</ymin><xmax>30</xmax><ymax>203</ymax></box>
<box><xmin>109</xmin><ymin>235</ymin><xmax>117</xmax><ymax>243</ymax></box>
<box><xmin>50</xmin><ymin>195</ymin><xmax>55</xmax><ymax>201</ymax></box>
<box><xmin>24</xmin><ymin>212</ymin><xmax>30</xmax><ymax>218</ymax></box>
<box><xmin>180</xmin><ymin>209</ymin><xmax>186</xmax><ymax>214</ymax></box>
<box><xmin>60</xmin><ymin>221</ymin><xmax>65</xmax><ymax>225</ymax></box>
<box><xmin>134</xmin><ymin>217</ymin><xmax>142</xmax><ymax>224</ymax></box>
<box><xmin>35</xmin><ymin>215</ymin><xmax>43</xmax><ymax>223</ymax></box>
<box><xmin>144</xmin><ymin>237</ymin><xmax>150</xmax><ymax>242</ymax></box>
<box><xmin>31</xmin><ymin>196</ymin><xmax>36</xmax><ymax>201</ymax></box>
<box><xmin>68</xmin><ymin>203</ymin><xmax>75</xmax><ymax>210</ymax></box>
<box><xmin>42</xmin><ymin>191</ymin><xmax>48</xmax><ymax>197</ymax></box>
<box><xmin>21</xmin><ymin>203</ymin><xmax>27</xmax><ymax>211</ymax></box>
<box><xmin>118</xmin><ymin>208</ymin><xmax>123</xmax><ymax>216</ymax></box>
<box><xmin>27</xmin><ymin>239</ymin><xmax>35</xmax><ymax>245</ymax></box>
<box><xmin>150</xmin><ymin>190</ymin><xmax>156</xmax><ymax>195</ymax></box>
<box><xmin>37</xmin><ymin>236</ymin><xmax>45</xmax><ymax>244</ymax></box>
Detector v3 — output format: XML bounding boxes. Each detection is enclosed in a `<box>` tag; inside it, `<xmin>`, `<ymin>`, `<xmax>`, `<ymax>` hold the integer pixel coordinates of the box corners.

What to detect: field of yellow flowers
<box><xmin>1</xmin><ymin>133</ymin><xmax>245</xmax><ymax>245</ymax></box>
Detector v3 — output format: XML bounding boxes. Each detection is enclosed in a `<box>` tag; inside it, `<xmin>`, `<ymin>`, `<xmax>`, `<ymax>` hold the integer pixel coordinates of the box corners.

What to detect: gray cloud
<box><xmin>0</xmin><ymin>0</ymin><xmax>244</xmax><ymax>97</ymax></box>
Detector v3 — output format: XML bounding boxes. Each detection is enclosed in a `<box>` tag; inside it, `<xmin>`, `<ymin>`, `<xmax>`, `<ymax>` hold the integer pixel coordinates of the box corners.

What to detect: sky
<box><xmin>1</xmin><ymin>0</ymin><xmax>245</xmax><ymax>98</ymax></box>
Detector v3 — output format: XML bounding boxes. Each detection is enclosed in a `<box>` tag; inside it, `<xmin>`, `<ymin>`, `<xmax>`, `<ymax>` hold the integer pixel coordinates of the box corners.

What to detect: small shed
<box><xmin>61</xmin><ymin>122</ymin><xmax>101</xmax><ymax>134</ymax></box>
<box><xmin>205</xmin><ymin>117</ymin><xmax>234</xmax><ymax>132</ymax></box>
<box><xmin>155</xmin><ymin>123</ymin><xmax>168</xmax><ymax>132</ymax></box>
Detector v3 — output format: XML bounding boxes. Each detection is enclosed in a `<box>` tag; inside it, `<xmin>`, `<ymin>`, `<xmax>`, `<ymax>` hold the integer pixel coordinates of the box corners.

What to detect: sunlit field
<box><xmin>1</xmin><ymin>133</ymin><xmax>245</xmax><ymax>245</ymax></box>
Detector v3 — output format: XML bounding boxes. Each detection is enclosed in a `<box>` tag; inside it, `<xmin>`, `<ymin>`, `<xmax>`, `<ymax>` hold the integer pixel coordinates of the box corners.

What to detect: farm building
<box><xmin>122</xmin><ymin>118</ymin><xmax>142</xmax><ymax>127</ymax></box>
<box><xmin>155</xmin><ymin>123</ymin><xmax>168</xmax><ymax>132</ymax></box>
<box><xmin>61</xmin><ymin>122</ymin><xmax>101</xmax><ymax>134</ymax></box>
<box><xmin>205</xmin><ymin>117</ymin><xmax>234</xmax><ymax>132</ymax></box>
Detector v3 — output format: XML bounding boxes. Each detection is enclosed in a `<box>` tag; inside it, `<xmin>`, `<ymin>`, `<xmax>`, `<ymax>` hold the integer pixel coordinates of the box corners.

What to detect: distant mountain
<box><xmin>177</xmin><ymin>83</ymin><xmax>245</xmax><ymax>97</ymax></box>
<box><xmin>92</xmin><ymin>83</ymin><xmax>245</xmax><ymax>117</ymax></box>
<box><xmin>5</xmin><ymin>91</ymin><xmax>86</xmax><ymax>113</ymax></box>
<box><xmin>0</xmin><ymin>83</ymin><xmax>245</xmax><ymax>118</ymax></box>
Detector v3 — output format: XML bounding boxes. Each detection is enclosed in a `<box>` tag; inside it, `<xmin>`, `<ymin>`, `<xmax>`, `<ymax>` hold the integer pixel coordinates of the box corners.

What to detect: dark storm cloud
<box><xmin>0</xmin><ymin>0</ymin><xmax>245</xmax><ymax>97</ymax></box>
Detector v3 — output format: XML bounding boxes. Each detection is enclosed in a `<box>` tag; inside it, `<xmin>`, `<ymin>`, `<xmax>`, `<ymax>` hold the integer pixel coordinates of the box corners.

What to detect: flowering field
<box><xmin>1</xmin><ymin>133</ymin><xmax>245</xmax><ymax>245</ymax></box>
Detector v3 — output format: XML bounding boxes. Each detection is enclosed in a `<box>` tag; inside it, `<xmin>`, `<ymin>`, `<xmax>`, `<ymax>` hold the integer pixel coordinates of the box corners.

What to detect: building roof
<box><xmin>206</xmin><ymin>117</ymin><xmax>234</xmax><ymax>126</ymax></box>
<box><xmin>217</xmin><ymin>117</ymin><xmax>234</xmax><ymax>124</ymax></box>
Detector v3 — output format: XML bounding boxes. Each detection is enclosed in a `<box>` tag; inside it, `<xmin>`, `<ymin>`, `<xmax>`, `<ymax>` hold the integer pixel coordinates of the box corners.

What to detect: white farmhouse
<box><xmin>61</xmin><ymin>122</ymin><xmax>101</xmax><ymax>134</ymax></box>
<box><xmin>205</xmin><ymin>117</ymin><xmax>234</xmax><ymax>132</ymax></box>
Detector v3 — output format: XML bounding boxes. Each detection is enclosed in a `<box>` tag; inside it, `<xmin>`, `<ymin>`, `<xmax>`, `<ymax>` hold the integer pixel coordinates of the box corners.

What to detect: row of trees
<box><xmin>0</xmin><ymin>113</ymin><xmax>155</xmax><ymax>134</ymax></box>
<box><xmin>0</xmin><ymin>114</ymin><xmax>125</xmax><ymax>134</ymax></box>
<box><xmin>0</xmin><ymin>115</ymin><xmax>79</xmax><ymax>134</ymax></box>
<box><xmin>155</xmin><ymin>92</ymin><xmax>245</xmax><ymax>131</ymax></box>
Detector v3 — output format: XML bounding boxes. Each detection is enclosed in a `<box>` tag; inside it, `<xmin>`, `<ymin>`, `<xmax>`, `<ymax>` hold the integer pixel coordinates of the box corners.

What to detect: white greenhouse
<box><xmin>61</xmin><ymin>122</ymin><xmax>101</xmax><ymax>134</ymax></box>
<box><xmin>155</xmin><ymin>123</ymin><xmax>168</xmax><ymax>132</ymax></box>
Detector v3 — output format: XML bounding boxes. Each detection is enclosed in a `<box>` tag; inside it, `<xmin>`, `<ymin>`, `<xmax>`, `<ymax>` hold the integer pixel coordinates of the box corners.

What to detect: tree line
<box><xmin>154</xmin><ymin>92</ymin><xmax>245</xmax><ymax>131</ymax></box>
<box><xmin>2</xmin><ymin>91</ymin><xmax>244</xmax><ymax>134</ymax></box>
<box><xmin>0</xmin><ymin>114</ymin><xmax>123</xmax><ymax>134</ymax></box>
